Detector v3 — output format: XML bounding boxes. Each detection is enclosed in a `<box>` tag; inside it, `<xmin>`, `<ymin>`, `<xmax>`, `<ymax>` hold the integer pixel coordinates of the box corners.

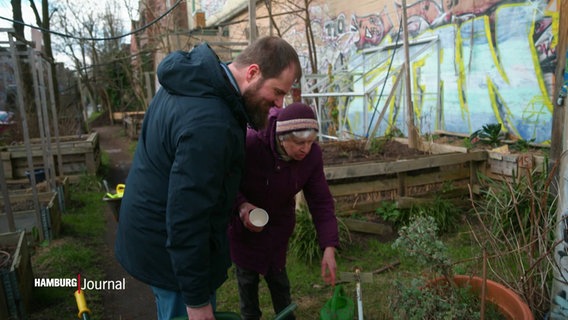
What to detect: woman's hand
<box><xmin>238</xmin><ymin>202</ymin><xmax>265</xmax><ymax>232</ymax></box>
<box><xmin>321</xmin><ymin>247</ymin><xmax>337</xmax><ymax>285</ymax></box>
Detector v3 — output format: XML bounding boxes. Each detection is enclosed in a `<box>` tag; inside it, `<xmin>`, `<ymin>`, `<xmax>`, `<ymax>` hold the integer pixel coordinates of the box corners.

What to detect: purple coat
<box><xmin>229</xmin><ymin>107</ymin><xmax>339</xmax><ymax>275</ymax></box>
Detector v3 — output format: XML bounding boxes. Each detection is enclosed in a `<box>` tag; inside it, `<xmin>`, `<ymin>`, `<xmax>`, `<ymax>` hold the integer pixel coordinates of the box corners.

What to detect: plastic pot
<box><xmin>429</xmin><ymin>275</ymin><xmax>534</xmax><ymax>320</ymax></box>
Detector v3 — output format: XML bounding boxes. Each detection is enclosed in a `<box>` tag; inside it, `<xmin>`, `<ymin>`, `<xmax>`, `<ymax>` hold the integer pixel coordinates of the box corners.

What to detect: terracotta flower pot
<box><xmin>429</xmin><ymin>275</ymin><xmax>533</xmax><ymax>320</ymax></box>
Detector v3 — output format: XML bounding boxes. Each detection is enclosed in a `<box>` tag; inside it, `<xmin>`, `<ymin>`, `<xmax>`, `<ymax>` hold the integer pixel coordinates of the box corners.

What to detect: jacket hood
<box><xmin>157</xmin><ymin>44</ymin><xmax>236</xmax><ymax>99</ymax></box>
<box><xmin>258</xmin><ymin>107</ymin><xmax>280</xmax><ymax>154</ymax></box>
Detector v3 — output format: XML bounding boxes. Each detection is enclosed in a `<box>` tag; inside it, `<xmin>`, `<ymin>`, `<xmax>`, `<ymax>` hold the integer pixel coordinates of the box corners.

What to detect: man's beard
<box><xmin>242</xmin><ymin>82</ymin><xmax>270</xmax><ymax>130</ymax></box>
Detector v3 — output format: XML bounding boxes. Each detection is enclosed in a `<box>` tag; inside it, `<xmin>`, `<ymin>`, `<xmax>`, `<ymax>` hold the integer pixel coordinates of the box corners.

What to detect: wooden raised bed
<box><xmin>4</xmin><ymin>176</ymin><xmax>70</xmax><ymax>213</ymax></box>
<box><xmin>0</xmin><ymin>132</ymin><xmax>101</xmax><ymax>183</ymax></box>
<box><xmin>0</xmin><ymin>191</ymin><xmax>61</xmax><ymax>241</ymax></box>
<box><xmin>324</xmin><ymin>150</ymin><xmax>487</xmax><ymax>214</ymax></box>
<box><xmin>485</xmin><ymin>151</ymin><xmax>546</xmax><ymax>180</ymax></box>
<box><xmin>0</xmin><ymin>230</ymin><xmax>33</xmax><ymax>319</ymax></box>
<box><xmin>294</xmin><ymin>136</ymin><xmax>549</xmax><ymax>236</ymax></box>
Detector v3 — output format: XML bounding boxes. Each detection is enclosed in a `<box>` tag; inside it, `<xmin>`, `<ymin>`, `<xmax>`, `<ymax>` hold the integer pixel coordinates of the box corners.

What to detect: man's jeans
<box><xmin>151</xmin><ymin>286</ymin><xmax>216</xmax><ymax>320</ymax></box>
<box><xmin>236</xmin><ymin>266</ymin><xmax>295</xmax><ymax>320</ymax></box>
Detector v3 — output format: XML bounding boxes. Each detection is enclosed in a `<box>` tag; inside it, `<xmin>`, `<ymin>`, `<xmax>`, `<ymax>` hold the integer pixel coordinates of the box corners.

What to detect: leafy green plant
<box><xmin>391</xmin><ymin>216</ymin><xmax>505</xmax><ymax>320</ymax></box>
<box><xmin>510</xmin><ymin>138</ymin><xmax>536</xmax><ymax>152</ymax></box>
<box><xmin>375</xmin><ymin>201</ymin><xmax>410</xmax><ymax>229</ymax></box>
<box><xmin>289</xmin><ymin>205</ymin><xmax>351</xmax><ymax>264</ymax></box>
<box><xmin>368</xmin><ymin>137</ymin><xmax>387</xmax><ymax>154</ymax></box>
<box><xmin>393</xmin><ymin>216</ymin><xmax>453</xmax><ymax>279</ymax></box>
<box><xmin>377</xmin><ymin>196</ymin><xmax>461</xmax><ymax>234</ymax></box>
<box><xmin>462</xmin><ymin>137</ymin><xmax>474</xmax><ymax>149</ymax></box>
<box><xmin>469</xmin><ymin>123</ymin><xmax>503</xmax><ymax>147</ymax></box>
<box><xmin>410</xmin><ymin>197</ymin><xmax>461</xmax><ymax>234</ymax></box>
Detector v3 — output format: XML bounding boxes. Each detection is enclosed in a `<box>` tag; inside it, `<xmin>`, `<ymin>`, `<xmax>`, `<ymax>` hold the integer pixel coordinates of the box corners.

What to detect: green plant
<box><xmin>462</xmin><ymin>137</ymin><xmax>474</xmax><ymax>149</ymax></box>
<box><xmin>469</xmin><ymin>123</ymin><xmax>503</xmax><ymax>147</ymax></box>
<box><xmin>377</xmin><ymin>196</ymin><xmax>461</xmax><ymax>234</ymax></box>
<box><xmin>391</xmin><ymin>216</ymin><xmax>505</xmax><ymax>320</ymax></box>
<box><xmin>469</xmin><ymin>160</ymin><xmax>558</xmax><ymax>318</ymax></box>
<box><xmin>510</xmin><ymin>138</ymin><xmax>536</xmax><ymax>152</ymax></box>
<box><xmin>375</xmin><ymin>201</ymin><xmax>410</xmax><ymax>229</ymax></box>
<box><xmin>30</xmin><ymin>187</ymin><xmax>107</xmax><ymax>318</ymax></box>
<box><xmin>289</xmin><ymin>206</ymin><xmax>351</xmax><ymax>264</ymax></box>
<box><xmin>410</xmin><ymin>197</ymin><xmax>461</xmax><ymax>234</ymax></box>
<box><xmin>368</xmin><ymin>137</ymin><xmax>387</xmax><ymax>154</ymax></box>
<box><xmin>393</xmin><ymin>216</ymin><xmax>453</xmax><ymax>279</ymax></box>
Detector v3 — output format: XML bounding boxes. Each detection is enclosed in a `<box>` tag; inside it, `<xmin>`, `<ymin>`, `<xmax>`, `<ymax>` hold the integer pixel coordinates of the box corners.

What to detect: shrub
<box><xmin>290</xmin><ymin>205</ymin><xmax>351</xmax><ymax>265</ymax></box>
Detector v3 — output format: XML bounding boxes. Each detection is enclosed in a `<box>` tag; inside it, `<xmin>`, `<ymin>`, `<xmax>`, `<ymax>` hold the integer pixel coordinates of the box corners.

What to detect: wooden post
<box><xmin>8</xmin><ymin>32</ymin><xmax>44</xmax><ymax>241</ymax></box>
<box><xmin>47</xmin><ymin>59</ymin><xmax>64</xmax><ymax>179</ymax></box>
<box><xmin>248</xmin><ymin>0</ymin><xmax>257</xmax><ymax>43</ymax></box>
<box><xmin>551</xmin><ymin>0</ymin><xmax>568</xmax><ymax>312</ymax></box>
<box><xmin>401</xmin><ymin>0</ymin><xmax>419</xmax><ymax>149</ymax></box>
<box><xmin>550</xmin><ymin>0</ymin><xmax>568</xmax><ymax>163</ymax></box>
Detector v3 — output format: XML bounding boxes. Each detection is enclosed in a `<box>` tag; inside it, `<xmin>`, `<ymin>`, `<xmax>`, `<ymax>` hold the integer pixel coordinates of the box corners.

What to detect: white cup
<box><xmin>249</xmin><ymin>208</ymin><xmax>269</xmax><ymax>227</ymax></box>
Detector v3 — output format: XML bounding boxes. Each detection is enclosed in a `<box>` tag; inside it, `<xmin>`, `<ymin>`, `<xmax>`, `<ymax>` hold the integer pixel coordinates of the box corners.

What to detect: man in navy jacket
<box><xmin>115</xmin><ymin>36</ymin><xmax>301</xmax><ymax>320</ymax></box>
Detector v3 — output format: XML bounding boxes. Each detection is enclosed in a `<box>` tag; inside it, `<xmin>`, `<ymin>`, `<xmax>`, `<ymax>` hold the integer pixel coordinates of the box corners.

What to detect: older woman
<box><xmin>229</xmin><ymin>102</ymin><xmax>339</xmax><ymax>320</ymax></box>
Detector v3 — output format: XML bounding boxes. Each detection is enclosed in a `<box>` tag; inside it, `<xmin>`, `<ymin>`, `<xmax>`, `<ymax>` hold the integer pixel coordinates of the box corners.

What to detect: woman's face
<box><xmin>280</xmin><ymin>131</ymin><xmax>317</xmax><ymax>161</ymax></box>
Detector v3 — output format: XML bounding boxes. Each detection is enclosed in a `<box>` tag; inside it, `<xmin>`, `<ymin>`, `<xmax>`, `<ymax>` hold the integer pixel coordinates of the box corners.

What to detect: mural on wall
<box><xmin>304</xmin><ymin>0</ymin><xmax>557</xmax><ymax>143</ymax></box>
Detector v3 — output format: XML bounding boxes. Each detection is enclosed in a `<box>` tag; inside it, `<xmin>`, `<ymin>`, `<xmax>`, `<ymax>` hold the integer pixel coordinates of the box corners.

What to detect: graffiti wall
<box><xmin>297</xmin><ymin>0</ymin><xmax>559</xmax><ymax>143</ymax></box>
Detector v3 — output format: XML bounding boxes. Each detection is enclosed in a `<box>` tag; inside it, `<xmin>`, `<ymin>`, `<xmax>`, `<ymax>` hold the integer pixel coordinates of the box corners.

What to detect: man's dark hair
<box><xmin>234</xmin><ymin>36</ymin><xmax>302</xmax><ymax>83</ymax></box>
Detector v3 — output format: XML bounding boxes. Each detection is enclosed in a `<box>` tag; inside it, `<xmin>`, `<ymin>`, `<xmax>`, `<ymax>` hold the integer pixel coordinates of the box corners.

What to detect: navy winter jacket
<box><xmin>115</xmin><ymin>44</ymin><xmax>247</xmax><ymax>307</ymax></box>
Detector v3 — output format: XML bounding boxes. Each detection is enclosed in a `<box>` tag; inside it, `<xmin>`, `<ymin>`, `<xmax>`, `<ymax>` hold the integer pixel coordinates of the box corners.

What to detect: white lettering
<box><xmin>81</xmin><ymin>278</ymin><xmax>126</xmax><ymax>290</ymax></box>
<box><xmin>33</xmin><ymin>278</ymin><xmax>77</xmax><ymax>287</ymax></box>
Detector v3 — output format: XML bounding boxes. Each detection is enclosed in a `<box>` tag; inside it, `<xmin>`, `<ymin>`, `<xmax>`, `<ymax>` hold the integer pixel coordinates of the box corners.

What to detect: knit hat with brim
<box><xmin>275</xmin><ymin>103</ymin><xmax>319</xmax><ymax>134</ymax></box>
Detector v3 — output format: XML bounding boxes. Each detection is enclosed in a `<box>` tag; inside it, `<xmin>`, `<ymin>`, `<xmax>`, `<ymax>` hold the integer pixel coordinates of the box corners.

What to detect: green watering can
<box><xmin>319</xmin><ymin>285</ymin><xmax>355</xmax><ymax>320</ymax></box>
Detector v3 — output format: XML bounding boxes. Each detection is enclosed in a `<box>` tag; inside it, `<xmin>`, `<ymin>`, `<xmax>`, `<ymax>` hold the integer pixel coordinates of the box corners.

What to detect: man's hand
<box><xmin>187</xmin><ymin>303</ymin><xmax>214</xmax><ymax>320</ymax></box>
<box><xmin>321</xmin><ymin>247</ymin><xmax>337</xmax><ymax>285</ymax></box>
<box><xmin>239</xmin><ymin>202</ymin><xmax>264</xmax><ymax>232</ymax></box>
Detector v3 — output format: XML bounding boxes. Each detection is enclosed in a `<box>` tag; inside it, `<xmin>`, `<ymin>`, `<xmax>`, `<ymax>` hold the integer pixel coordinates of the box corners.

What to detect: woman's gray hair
<box><xmin>277</xmin><ymin>129</ymin><xmax>318</xmax><ymax>141</ymax></box>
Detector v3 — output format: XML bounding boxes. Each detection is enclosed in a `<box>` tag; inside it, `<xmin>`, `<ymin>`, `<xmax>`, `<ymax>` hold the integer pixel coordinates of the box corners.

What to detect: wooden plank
<box><xmin>330</xmin><ymin>166</ymin><xmax>470</xmax><ymax>197</ymax></box>
<box><xmin>342</xmin><ymin>218</ymin><xmax>393</xmax><ymax>236</ymax></box>
<box><xmin>336</xmin><ymin>198</ymin><xmax>395</xmax><ymax>213</ymax></box>
<box><xmin>0</xmin><ymin>191</ymin><xmax>57</xmax><ymax>206</ymax></box>
<box><xmin>324</xmin><ymin>151</ymin><xmax>487</xmax><ymax>180</ymax></box>
<box><xmin>395</xmin><ymin>190</ymin><xmax>470</xmax><ymax>209</ymax></box>
<box><xmin>405</xmin><ymin>166</ymin><xmax>470</xmax><ymax>186</ymax></box>
<box><xmin>393</xmin><ymin>137</ymin><xmax>468</xmax><ymax>154</ymax></box>
<box><xmin>0</xmin><ymin>231</ymin><xmax>33</xmax><ymax>315</ymax></box>
<box><xmin>329</xmin><ymin>178</ymin><xmax>399</xmax><ymax>196</ymax></box>
<box><xmin>487</xmin><ymin>158</ymin><xmax>517</xmax><ymax>177</ymax></box>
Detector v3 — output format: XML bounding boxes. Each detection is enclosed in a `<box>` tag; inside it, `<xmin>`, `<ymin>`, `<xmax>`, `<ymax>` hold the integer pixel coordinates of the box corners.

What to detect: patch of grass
<box><xmin>29</xmin><ymin>178</ymin><xmax>107</xmax><ymax>319</ymax></box>
<box><xmin>129</xmin><ymin>140</ymin><xmax>138</xmax><ymax>156</ymax></box>
<box><xmin>289</xmin><ymin>206</ymin><xmax>351</xmax><ymax>265</ymax></box>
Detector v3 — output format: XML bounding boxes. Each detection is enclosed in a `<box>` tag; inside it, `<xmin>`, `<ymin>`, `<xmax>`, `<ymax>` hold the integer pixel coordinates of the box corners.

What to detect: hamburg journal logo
<box><xmin>34</xmin><ymin>274</ymin><xmax>126</xmax><ymax>291</ymax></box>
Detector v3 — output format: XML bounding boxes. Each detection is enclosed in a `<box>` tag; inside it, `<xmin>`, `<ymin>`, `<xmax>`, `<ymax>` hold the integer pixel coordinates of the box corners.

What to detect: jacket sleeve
<box><xmin>166</xmin><ymin>122</ymin><xmax>237</xmax><ymax>307</ymax></box>
<box><xmin>302</xmin><ymin>145</ymin><xmax>340</xmax><ymax>250</ymax></box>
